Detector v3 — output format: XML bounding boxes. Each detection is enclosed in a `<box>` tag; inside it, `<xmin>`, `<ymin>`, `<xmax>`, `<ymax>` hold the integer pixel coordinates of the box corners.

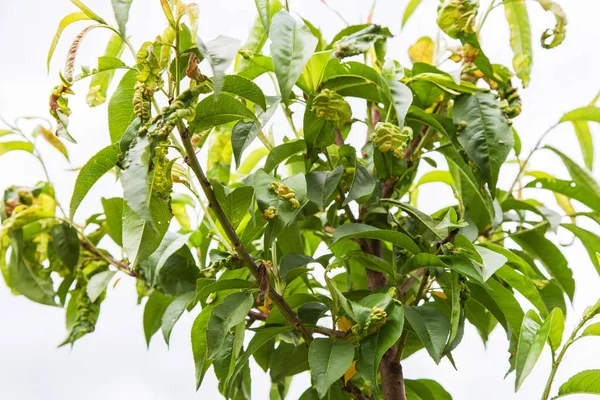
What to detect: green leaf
<box><xmin>306</xmin><ymin>166</ymin><xmax>343</xmax><ymax>211</ymax></box>
<box><xmin>86</xmin><ymin>33</ymin><xmax>125</xmax><ymax>107</ymax></box>
<box><xmin>47</xmin><ymin>12</ymin><xmax>91</xmax><ymax>71</ymax></box>
<box><xmin>560</xmin><ymin>106</ymin><xmax>600</xmax><ymax>124</ymax></box>
<box><xmin>356</xmin><ymin>303</ymin><xmax>404</xmax><ymax>399</ymax></box>
<box><xmin>162</xmin><ymin>291</ymin><xmax>195</xmax><ymax>345</ymax></box>
<box><xmin>343</xmin><ymin>163</ymin><xmax>376</xmax><ymax>206</ymax></box>
<box><xmin>438</xmin><ymin>146</ymin><xmax>495</xmax><ymax>232</ymax></box>
<box><xmin>404</xmin><ymin>305</ymin><xmax>450</xmax><ymax>364</ymax></box>
<box><xmin>571</xmin><ymin>121</ymin><xmax>594</xmax><ymax>170</ymax></box>
<box><xmin>154</xmin><ymin>233</ymin><xmax>193</xmax><ymax>282</ymax></box>
<box><xmin>515</xmin><ymin>310</ymin><xmax>551</xmax><ymax>390</ymax></box>
<box><xmin>121</xmin><ymin>135</ymin><xmax>152</xmax><ymax>225</ymax></box>
<box><xmin>270</xmin><ymin>9</ymin><xmax>318</xmax><ymax>101</ymax></box>
<box><xmin>232</xmin><ymin>97</ymin><xmax>279</xmax><ymax>167</ymax></box>
<box><xmin>557</xmin><ymin>370</ymin><xmax>600</xmax><ymax>398</ymax></box>
<box><xmin>495</xmin><ymin>266</ymin><xmax>548</xmax><ymax>317</ymax></box>
<box><xmin>190</xmin><ymin>93</ymin><xmax>257</xmax><ymax>133</ymax></box>
<box><xmin>263</xmin><ymin>140</ymin><xmax>306</xmax><ymax>173</ymax></box>
<box><xmin>346</xmin><ymin>251</ymin><xmax>396</xmax><ymax>279</ymax></box>
<box><xmin>143</xmin><ymin>291</ymin><xmax>174</xmax><ymax>347</ymax></box>
<box><xmin>101</xmin><ymin>197</ymin><xmax>123</xmax><ymax>246</ymax></box>
<box><xmin>0</xmin><ymin>141</ymin><xmax>34</xmax><ymax>157</ymax></box>
<box><xmin>402</xmin><ymin>0</ymin><xmax>424</xmax><ymax>27</ymax></box>
<box><xmin>8</xmin><ymin>232</ymin><xmax>56</xmax><ymax>306</ymax></box>
<box><xmin>122</xmin><ymin>197</ymin><xmax>171</xmax><ymax>266</ymax></box>
<box><xmin>503</xmin><ymin>0</ymin><xmax>532</xmax><ymax>87</ymax></box>
<box><xmin>298</xmin><ymin>50</ymin><xmax>332</xmax><ymax>94</ymax></box>
<box><xmin>279</xmin><ymin>253</ymin><xmax>314</xmax><ymax>283</ymax></box>
<box><xmin>547</xmin><ymin>307</ymin><xmax>565</xmax><ymax>352</ymax></box>
<box><xmin>331</xmin><ymin>223</ymin><xmax>421</xmax><ymax>254</ymax></box>
<box><xmin>213</xmin><ymin>183</ymin><xmax>254</xmax><ymax>229</ymax></box>
<box><xmin>227</xmin><ymin>326</ymin><xmax>295</xmax><ymax>394</ymax></box>
<box><xmin>407</xmin><ymin>73</ymin><xmax>484</xmax><ymax>95</ymax></box>
<box><xmin>86</xmin><ymin>270</ymin><xmax>116</xmax><ymax>302</ymax></box>
<box><xmin>581</xmin><ymin>322</ymin><xmax>600</xmax><ymax>338</ymax></box>
<box><xmin>404</xmin><ymin>379</ymin><xmax>453</xmax><ymax>400</ymax></box>
<box><xmin>303</xmin><ymin>94</ymin><xmax>335</xmax><ymax>152</ymax></box>
<box><xmin>561</xmin><ymin>224</ymin><xmax>600</xmax><ymax>275</ymax></box>
<box><xmin>468</xmin><ymin>279</ymin><xmax>524</xmax><ymax>338</ymax></box>
<box><xmin>206</xmin><ymin>292</ymin><xmax>254</xmax><ymax>359</ymax></box>
<box><xmin>222</xmin><ymin>74</ymin><xmax>267</xmax><ymax>110</ymax></box>
<box><xmin>322</xmin><ymin>59</ymin><xmax>386</xmax><ymax>102</ymax></box>
<box><xmin>385</xmin><ymin>79</ymin><xmax>413</xmax><ymax>127</ymax></box>
<box><xmin>512</xmin><ymin>230</ymin><xmax>575</xmax><ymax>300</ymax></box>
<box><xmin>70</xmin><ymin>0</ymin><xmax>106</xmax><ymax>24</ymax></box>
<box><xmin>198</xmin><ymin>36</ymin><xmax>240</xmax><ymax>96</ymax></box>
<box><xmin>111</xmin><ymin>0</ymin><xmax>133</xmax><ymax>35</ymax></box>
<box><xmin>69</xmin><ymin>144</ymin><xmax>120</xmax><ymax>220</ymax></box>
<box><xmin>108</xmin><ymin>69</ymin><xmax>137</xmax><ymax>143</ymax></box>
<box><xmin>308</xmin><ymin>338</ymin><xmax>355</xmax><ymax>399</ymax></box>
<box><xmin>192</xmin><ymin>300</ymin><xmax>217</xmax><ymax>389</ymax></box>
<box><xmin>254</xmin><ymin>0</ymin><xmax>282</xmax><ymax>34</ymax></box>
<box><xmin>452</xmin><ymin>92</ymin><xmax>513</xmax><ymax>195</ymax></box>
<box><xmin>545</xmin><ymin>146</ymin><xmax>599</xmax><ymax>193</ymax></box>
<box><xmin>526</xmin><ymin>177</ymin><xmax>600</xmax><ymax>214</ymax></box>
<box><xmin>51</xmin><ymin>222</ymin><xmax>80</xmax><ymax>269</ymax></box>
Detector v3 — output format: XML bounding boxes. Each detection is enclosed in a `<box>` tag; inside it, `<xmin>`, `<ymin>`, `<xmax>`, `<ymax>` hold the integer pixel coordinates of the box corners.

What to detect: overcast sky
<box><xmin>1</xmin><ymin>0</ymin><xmax>600</xmax><ymax>399</ymax></box>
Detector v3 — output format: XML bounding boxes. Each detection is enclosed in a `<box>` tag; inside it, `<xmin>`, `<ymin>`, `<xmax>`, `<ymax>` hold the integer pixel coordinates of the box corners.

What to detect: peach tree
<box><xmin>1</xmin><ymin>0</ymin><xmax>600</xmax><ymax>399</ymax></box>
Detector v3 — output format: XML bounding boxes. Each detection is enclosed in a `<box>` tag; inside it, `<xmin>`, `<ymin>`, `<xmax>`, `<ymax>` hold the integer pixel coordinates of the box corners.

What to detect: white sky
<box><xmin>1</xmin><ymin>0</ymin><xmax>600</xmax><ymax>399</ymax></box>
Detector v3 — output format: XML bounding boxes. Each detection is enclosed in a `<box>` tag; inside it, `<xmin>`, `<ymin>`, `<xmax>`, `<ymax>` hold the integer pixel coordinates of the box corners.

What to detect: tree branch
<box><xmin>177</xmin><ymin>123</ymin><xmax>314</xmax><ymax>345</ymax></box>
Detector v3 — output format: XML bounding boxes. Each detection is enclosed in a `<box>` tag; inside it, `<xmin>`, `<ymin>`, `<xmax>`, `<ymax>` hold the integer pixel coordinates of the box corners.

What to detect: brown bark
<box><xmin>365</xmin><ymin>240</ymin><xmax>407</xmax><ymax>400</ymax></box>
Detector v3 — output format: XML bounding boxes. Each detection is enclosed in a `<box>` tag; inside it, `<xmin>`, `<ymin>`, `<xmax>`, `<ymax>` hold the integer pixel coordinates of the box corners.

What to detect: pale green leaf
<box><xmin>111</xmin><ymin>0</ymin><xmax>133</xmax><ymax>35</ymax></box>
<box><xmin>86</xmin><ymin>33</ymin><xmax>125</xmax><ymax>107</ymax></box>
<box><xmin>198</xmin><ymin>36</ymin><xmax>241</xmax><ymax>96</ymax></box>
<box><xmin>270</xmin><ymin>9</ymin><xmax>318</xmax><ymax>101</ymax></box>
<box><xmin>47</xmin><ymin>12</ymin><xmax>91</xmax><ymax>71</ymax></box>
<box><xmin>503</xmin><ymin>0</ymin><xmax>532</xmax><ymax>87</ymax></box>
<box><xmin>561</xmin><ymin>224</ymin><xmax>600</xmax><ymax>276</ymax></box>
<box><xmin>331</xmin><ymin>223</ymin><xmax>421</xmax><ymax>254</ymax></box>
<box><xmin>557</xmin><ymin>370</ymin><xmax>600</xmax><ymax>398</ymax></box>
<box><xmin>86</xmin><ymin>270</ymin><xmax>116</xmax><ymax>302</ymax></box>
<box><xmin>515</xmin><ymin>310</ymin><xmax>551</xmax><ymax>390</ymax></box>
<box><xmin>0</xmin><ymin>141</ymin><xmax>34</xmax><ymax>157</ymax></box>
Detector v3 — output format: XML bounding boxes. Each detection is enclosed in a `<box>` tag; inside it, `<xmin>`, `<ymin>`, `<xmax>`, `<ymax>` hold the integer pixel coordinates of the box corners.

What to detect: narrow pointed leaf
<box><xmin>308</xmin><ymin>338</ymin><xmax>355</xmax><ymax>398</ymax></box>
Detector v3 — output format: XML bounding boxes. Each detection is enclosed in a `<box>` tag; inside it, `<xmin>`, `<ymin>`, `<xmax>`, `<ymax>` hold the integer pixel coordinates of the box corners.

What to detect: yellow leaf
<box><xmin>35</xmin><ymin>125</ymin><xmax>69</xmax><ymax>159</ymax></box>
<box><xmin>344</xmin><ymin>360</ymin><xmax>357</xmax><ymax>384</ymax></box>
<box><xmin>408</xmin><ymin>37</ymin><xmax>434</xmax><ymax>65</ymax></box>
<box><xmin>431</xmin><ymin>291</ymin><xmax>448</xmax><ymax>300</ymax></box>
<box><xmin>338</xmin><ymin>316</ymin><xmax>353</xmax><ymax>331</ymax></box>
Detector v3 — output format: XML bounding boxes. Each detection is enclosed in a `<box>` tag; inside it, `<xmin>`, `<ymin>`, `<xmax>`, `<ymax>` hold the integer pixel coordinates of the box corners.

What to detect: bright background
<box><xmin>1</xmin><ymin>0</ymin><xmax>599</xmax><ymax>399</ymax></box>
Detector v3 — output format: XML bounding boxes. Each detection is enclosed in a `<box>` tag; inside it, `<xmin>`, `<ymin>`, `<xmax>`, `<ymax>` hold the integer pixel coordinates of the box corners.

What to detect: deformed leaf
<box><xmin>47</xmin><ymin>12</ymin><xmax>91</xmax><ymax>71</ymax></box>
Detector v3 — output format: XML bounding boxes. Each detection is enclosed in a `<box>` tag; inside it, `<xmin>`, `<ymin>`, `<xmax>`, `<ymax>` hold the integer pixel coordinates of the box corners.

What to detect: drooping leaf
<box><xmin>581</xmin><ymin>322</ymin><xmax>600</xmax><ymax>338</ymax></box>
<box><xmin>545</xmin><ymin>146</ymin><xmax>599</xmax><ymax>194</ymax></box>
<box><xmin>402</xmin><ymin>0</ymin><xmax>424</xmax><ymax>27</ymax></box>
<box><xmin>547</xmin><ymin>307</ymin><xmax>565</xmax><ymax>352</ymax></box>
<box><xmin>512</xmin><ymin>230</ymin><xmax>575</xmax><ymax>300</ymax></box>
<box><xmin>526</xmin><ymin>177</ymin><xmax>600</xmax><ymax>214</ymax></box>
<box><xmin>144</xmin><ymin>291</ymin><xmax>174</xmax><ymax>347</ymax></box>
<box><xmin>452</xmin><ymin>92</ymin><xmax>514</xmax><ymax>195</ymax></box>
<box><xmin>162</xmin><ymin>291</ymin><xmax>195</xmax><ymax>345</ymax></box>
<box><xmin>70</xmin><ymin>0</ymin><xmax>106</xmax><ymax>24</ymax></box>
<box><xmin>86</xmin><ymin>270</ymin><xmax>116</xmax><ymax>302</ymax></box>
<box><xmin>308</xmin><ymin>338</ymin><xmax>355</xmax><ymax>398</ymax></box>
<box><xmin>111</xmin><ymin>0</ymin><xmax>133</xmax><ymax>35</ymax></box>
<box><xmin>571</xmin><ymin>121</ymin><xmax>594</xmax><ymax>170</ymax></box>
<box><xmin>515</xmin><ymin>310</ymin><xmax>551</xmax><ymax>390</ymax></box>
<box><xmin>263</xmin><ymin>140</ymin><xmax>306</xmax><ymax>173</ymax></box>
<box><xmin>343</xmin><ymin>163</ymin><xmax>376</xmax><ymax>206</ymax></box>
<box><xmin>404</xmin><ymin>305</ymin><xmax>450</xmax><ymax>364</ymax></box>
<box><xmin>190</xmin><ymin>93</ymin><xmax>257</xmax><ymax>133</ymax></box>
<box><xmin>503</xmin><ymin>0</ymin><xmax>532</xmax><ymax>87</ymax></box>
<box><xmin>122</xmin><ymin>197</ymin><xmax>171</xmax><ymax>266</ymax></box>
<box><xmin>197</xmin><ymin>36</ymin><xmax>241</xmax><ymax>96</ymax></box>
<box><xmin>51</xmin><ymin>222</ymin><xmax>80</xmax><ymax>269</ymax></box>
<box><xmin>222</xmin><ymin>74</ymin><xmax>267</xmax><ymax>110</ymax></box>
<box><xmin>121</xmin><ymin>135</ymin><xmax>152</xmax><ymax>225</ymax></box>
<box><xmin>206</xmin><ymin>292</ymin><xmax>254</xmax><ymax>359</ymax></box>
<box><xmin>69</xmin><ymin>144</ymin><xmax>120</xmax><ymax>220</ymax></box>
<box><xmin>108</xmin><ymin>69</ymin><xmax>137</xmax><ymax>143</ymax></box>
<box><xmin>561</xmin><ymin>224</ymin><xmax>600</xmax><ymax>275</ymax></box>
<box><xmin>101</xmin><ymin>197</ymin><xmax>123</xmax><ymax>246</ymax></box>
<box><xmin>270</xmin><ymin>9</ymin><xmax>318</xmax><ymax>101</ymax></box>
<box><xmin>557</xmin><ymin>370</ymin><xmax>600</xmax><ymax>398</ymax></box>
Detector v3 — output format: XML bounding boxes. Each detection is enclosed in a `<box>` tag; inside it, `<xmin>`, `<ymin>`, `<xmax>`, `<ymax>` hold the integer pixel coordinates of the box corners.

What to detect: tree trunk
<box><xmin>365</xmin><ymin>239</ymin><xmax>407</xmax><ymax>400</ymax></box>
